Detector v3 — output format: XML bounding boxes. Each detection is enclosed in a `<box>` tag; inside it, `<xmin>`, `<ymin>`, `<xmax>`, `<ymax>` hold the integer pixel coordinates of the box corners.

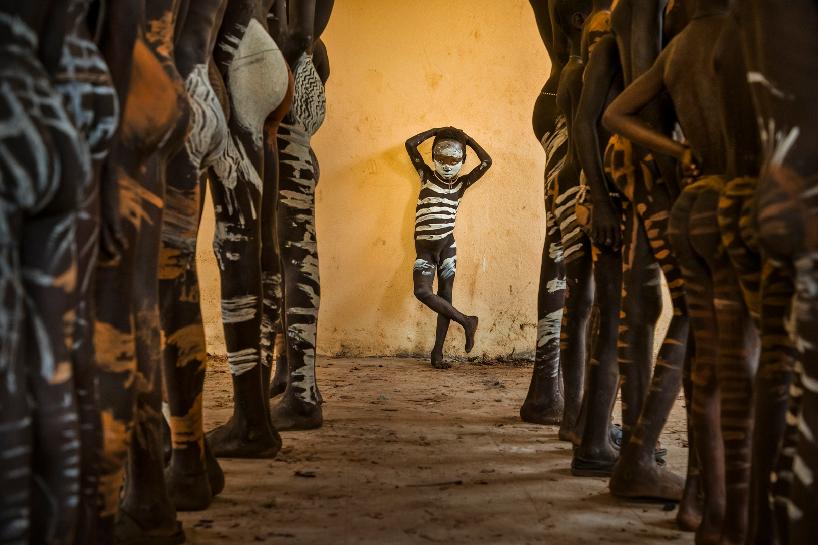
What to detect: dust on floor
<box><xmin>180</xmin><ymin>357</ymin><xmax>693</xmax><ymax>545</ymax></box>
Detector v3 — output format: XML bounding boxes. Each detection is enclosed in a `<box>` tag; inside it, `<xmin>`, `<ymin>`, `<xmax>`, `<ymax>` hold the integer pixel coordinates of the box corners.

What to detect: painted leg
<box><xmin>617</xmin><ymin>206</ymin><xmax>663</xmax><ymax>444</ymax></box>
<box><xmin>521</xmin><ymin>121</ymin><xmax>568</xmax><ymax>425</ymax></box>
<box><xmin>160</xmin><ymin>166</ymin><xmax>216</xmax><ymax>510</ymax></box>
<box><xmin>269</xmin><ymin>124</ymin><xmax>324</xmax><ymax>431</ymax></box>
<box><xmin>786</xmin><ymin>252</ymin><xmax>818</xmax><ymax>544</ymax></box>
<box><xmin>692</xmin><ymin>180</ymin><xmax>759</xmax><ymax>545</ymax></box>
<box><xmin>666</xmin><ymin>186</ymin><xmax>723</xmax><ymax>532</ymax></box>
<box><xmin>431</xmin><ymin>240</ymin><xmax>457</xmax><ymax>370</ymax></box>
<box><xmin>118</xmin><ymin>154</ymin><xmax>184</xmax><ymax>544</ymax></box>
<box><xmin>678</xmin><ymin>334</ymin><xmax>704</xmax><ymax>532</ymax></box>
<box><xmin>205</xmin><ymin>130</ymin><xmax>280</xmax><ymax>457</ymax></box>
<box><xmin>572</xmin><ymin>244</ymin><xmax>622</xmax><ymax>476</ymax></box>
<box><xmin>608</xmin><ymin>140</ymin><xmax>689</xmax><ymax>503</ymax></box>
<box><xmin>555</xmin><ymin>186</ymin><xmax>594</xmax><ymax>445</ymax></box>
<box><xmin>23</xmin><ymin>65</ymin><xmax>90</xmax><ymax>545</ymax></box>
<box><xmin>0</xmin><ymin>211</ymin><xmax>29</xmax><ymax>545</ymax></box>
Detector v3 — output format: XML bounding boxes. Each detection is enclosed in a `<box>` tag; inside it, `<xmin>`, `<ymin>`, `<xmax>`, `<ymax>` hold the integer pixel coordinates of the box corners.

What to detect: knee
<box><xmin>414</xmin><ymin>284</ymin><xmax>433</xmax><ymax>303</ymax></box>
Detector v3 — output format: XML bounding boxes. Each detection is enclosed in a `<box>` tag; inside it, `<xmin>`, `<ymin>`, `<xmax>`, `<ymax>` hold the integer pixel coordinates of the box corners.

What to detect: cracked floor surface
<box><xmin>180</xmin><ymin>357</ymin><xmax>694</xmax><ymax>544</ymax></box>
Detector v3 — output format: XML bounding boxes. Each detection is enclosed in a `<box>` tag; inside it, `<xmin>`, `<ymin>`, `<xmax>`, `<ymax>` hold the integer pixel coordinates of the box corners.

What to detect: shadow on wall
<box><xmin>198</xmin><ymin>0</ymin><xmax>552</xmax><ymax>358</ymax></box>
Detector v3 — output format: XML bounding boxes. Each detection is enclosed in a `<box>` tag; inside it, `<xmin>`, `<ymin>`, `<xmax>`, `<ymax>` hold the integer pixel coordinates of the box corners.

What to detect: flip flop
<box><xmin>571</xmin><ymin>455</ymin><xmax>617</xmax><ymax>478</ymax></box>
<box><xmin>115</xmin><ymin>510</ymin><xmax>185</xmax><ymax>545</ymax></box>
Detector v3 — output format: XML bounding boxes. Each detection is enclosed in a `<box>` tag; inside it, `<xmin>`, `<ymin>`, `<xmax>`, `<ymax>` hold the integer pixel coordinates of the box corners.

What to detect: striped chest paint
<box><xmin>414</xmin><ymin>167</ymin><xmax>465</xmax><ymax>242</ymax></box>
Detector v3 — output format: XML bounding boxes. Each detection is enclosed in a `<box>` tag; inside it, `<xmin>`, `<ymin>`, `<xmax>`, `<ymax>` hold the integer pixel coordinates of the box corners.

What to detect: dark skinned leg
<box><xmin>160</xmin><ymin>51</ymin><xmax>232</xmax><ymax>509</ymax></box>
<box><xmin>692</xmin><ymin>179</ymin><xmax>758</xmax><ymax>545</ymax></box>
<box><xmin>431</xmin><ymin>239</ymin><xmax>457</xmax><ymax>369</ymax></box>
<box><xmin>608</xmin><ymin>138</ymin><xmax>689</xmax><ymax>502</ymax></box>
<box><xmin>268</xmin><ymin>123</ymin><xmax>324</xmax><ymax>431</ymax></box>
<box><xmin>21</xmin><ymin>25</ymin><xmax>90</xmax><ymax>542</ymax></box>
<box><xmin>555</xmin><ymin>196</ymin><xmax>593</xmax><ymax>445</ymax></box>
<box><xmin>667</xmin><ymin>184</ymin><xmax>723</xmax><ymax>540</ymax></box>
<box><xmin>572</xmin><ymin>243</ymin><xmax>622</xmax><ymax>475</ymax></box>
<box><xmin>521</xmin><ymin>116</ymin><xmax>568</xmax><ymax>425</ymax></box>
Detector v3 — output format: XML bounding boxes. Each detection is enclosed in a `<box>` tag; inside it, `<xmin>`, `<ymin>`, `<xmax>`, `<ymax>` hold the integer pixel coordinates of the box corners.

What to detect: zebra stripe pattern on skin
<box><xmin>210</xmin><ymin>19</ymin><xmax>285</xmax><ymax>378</ymax></box>
<box><xmin>552</xmin><ymin>163</ymin><xmax>593</xmax><ymax>439</ymax></box>
<box><xmin>159</xmin><ymin>61</ymin><xmax>228</xmax><ymax>466</ymax></box>
<box><xmin>52</xmin><ymin>3</ymin><xmax>119</xmax><ymax>539</ymax></box>
<box><xmin>671</xmin><ymin>176</ymin><xmax>759</xmax><ymax>543</ymax></box>
<box><xmin>754</xmin><ymin>156</ymin><xmax>818</xmax><ymax>543</ymax></box>
<box><xmin>717</xmin><ymin>176</ymin><xmax>798</xmax><ymax>543</ymax></box>
<box><xmin>605</xmin><ymin>135</ymin><xmax>688</xmax><ymax>448</ymax></box>
<box><xmin>1</xmin><ymin>9</ymin><xmax>92</xmax><ymax>543</ymax></box>
<box><xmin>275</xmin><ymin>53</ymin><xmax>326</xmax><ymax>407</ymax></box>
<box><xmin>0</xmin><ymin>14</ymin><xmax>61</xmax><ymax>544</ymax></box>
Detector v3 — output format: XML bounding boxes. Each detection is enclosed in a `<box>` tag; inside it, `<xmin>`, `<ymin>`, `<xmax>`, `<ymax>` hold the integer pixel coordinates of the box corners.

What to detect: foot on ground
<box><xmin>204</xmin><ymin>440</ymin><xmax>225</xmax><ymax>495</ymax></box>
<box><xmin>269</xmin><ymin>395</ymin><xmax>323</xmax><ymax>431</ymax></box>
<box><xmin>115</xmin><ymin>509</ymin><xmax>185</xmax><ymax>545</ymax></box>
<box><xmin>431</xmin><ymin>351</ymin><xmax>451</xmax><ymax>369</ymax></box>
<box><xmin>609</xmin><ymin>459</ymin><xmax>684</xmax><ymax>501</ymax></box>
<box><xmin>206</xmin><ymin>417</ymin><xmax>282</xmax><ymax>459</ymax></box>
<box><xmin>165</xmin><ymin>464</ymin><xmax>212</xmax><ymax>512</ymax></box>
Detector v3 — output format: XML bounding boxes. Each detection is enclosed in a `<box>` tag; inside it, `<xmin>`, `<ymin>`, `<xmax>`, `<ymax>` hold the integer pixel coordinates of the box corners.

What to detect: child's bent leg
<box><xmin>431</xmin><ymin>241</ymin><xmax>457</xmax><ymax>368</ymax></box>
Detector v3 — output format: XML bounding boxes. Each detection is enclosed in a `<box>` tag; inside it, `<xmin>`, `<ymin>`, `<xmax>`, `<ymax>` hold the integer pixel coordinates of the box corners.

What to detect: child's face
<box><xmin>432</xmin><ymin>140</ymin><xmax>465</xmax><ymax>180</ymax></box>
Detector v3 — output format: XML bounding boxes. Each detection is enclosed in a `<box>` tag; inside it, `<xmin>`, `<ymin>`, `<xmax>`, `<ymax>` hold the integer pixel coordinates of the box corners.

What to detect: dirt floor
<box><xmin>180</xmin><ymin>357</ymin><xmax>694</xmax><ymax>545</ymax></box>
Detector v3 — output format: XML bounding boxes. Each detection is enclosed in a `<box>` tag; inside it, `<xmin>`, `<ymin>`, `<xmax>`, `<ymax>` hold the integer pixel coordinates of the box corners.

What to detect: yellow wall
<box><xmin>197</xmin><ymin>0</ymin><xmax>553</xmax><ymax>358</ymax></box>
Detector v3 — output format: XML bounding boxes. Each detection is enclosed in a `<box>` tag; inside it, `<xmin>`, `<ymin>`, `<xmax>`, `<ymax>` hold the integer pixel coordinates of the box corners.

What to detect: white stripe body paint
<box><xmin>221</xmin><ymin>294</ymin><xmax>259</xmax><ymax>323</ymax></box>
<box><xmin>183</xmin><ymin>63</ymin><xmax>228</xmax><ymax>169</ymax></box>
<box><xmin>537</xmin><ymin>309</ymin><xmax>564</xmax><ymax>351</ymax></box>
<box><xmin>227</xmin><ymin>347</ymin><xmax>259</xmax><ymax>375</ymax></box>
<box><xmin>226</xmin><ymin>19</ymin><xmax>288</xmax><ymax>145</ymax></box>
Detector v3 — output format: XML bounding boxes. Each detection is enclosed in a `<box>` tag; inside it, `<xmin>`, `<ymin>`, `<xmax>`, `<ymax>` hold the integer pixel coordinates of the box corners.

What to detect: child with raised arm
<box><xmin>405</xmin><ymin>127</ymin><xmax>493</xmax><ymax>368</ymax></box>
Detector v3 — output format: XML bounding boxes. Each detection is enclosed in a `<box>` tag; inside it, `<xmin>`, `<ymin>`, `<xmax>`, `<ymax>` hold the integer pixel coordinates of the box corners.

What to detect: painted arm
<box><xmin>405</xmin><ymin>127</ymin><xmax>439</xmax><ymax>173</ymax></box>
<box><xmin>462</xmin><ymin>132</ymin><xmax>493</xmax><ymax>186</ymax></box>
<box><xmin>575</xmin><ymin>34</ymin><xmax>622</xmax><ymax>249</ymax></box>
<box><xmin>283</xmin><ymin>0</ymin><xmax>316</xmax><ymax>65</ymax></box>
<box><xmin>602</xmin><ymin>47</ymin><xmax>700</xmax><ymax>176</ymax></box>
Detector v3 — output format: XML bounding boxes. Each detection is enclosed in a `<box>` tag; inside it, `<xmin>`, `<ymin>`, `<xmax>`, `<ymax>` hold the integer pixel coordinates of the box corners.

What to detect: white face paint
<box><xmin>433</xmin><ymin>158</ymin><xmax>464</xmax><ymax>179</ymax></box>
<box><xmin>433</xmin><ymin>139</ymin><xmax>465</xmax><ymax>179</ymax></box>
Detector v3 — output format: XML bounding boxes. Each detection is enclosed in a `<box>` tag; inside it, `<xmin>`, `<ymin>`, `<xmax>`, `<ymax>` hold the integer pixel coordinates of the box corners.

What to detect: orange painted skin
<box><xmin>93</xmin><ymin>1</ymin><xmax>185</xmax><ymax>540</ymax></box>
<box><xmin>159</xmin><ymin>0</ymin><xmax>230</xmax><ymax>512</ymax></box>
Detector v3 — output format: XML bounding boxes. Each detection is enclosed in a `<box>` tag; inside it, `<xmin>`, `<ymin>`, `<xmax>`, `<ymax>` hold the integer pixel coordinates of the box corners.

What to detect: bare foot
<box><xmin>269</xmin><ymin>354</ymin><xmax>288</xmax><ymax>399</ymax></box>
<box><xmin>431</xmin><ymin>351</ymin><xmax>451</xmax><ymax>369</ymax></box>
<box><xmin>206</xmin><ymin>417</ymin><xmax>281</xmax><ymax>459</ymax></box>
<box><xmin>165</xmin><ymin>464</ymin><xmax>212</xmax><ymax>512</ymax></box>
<box><xmin>609</xmin><ymin>459</ymin><xmax>684</xmax><ymax>501</ymax></box>
<box><xmin>204</xmin><ymin>440</ymin><xmax>224</xmax><ymax>496</ymax></box>
<box><xmin>676</xmin><ymin>473</ymin><xmax>702</xmax><ymax>532</ymax></box>
<box><xmin>269</xmin><ymin>395</ymin><xmax>323</xmax><ymax>431</ymax></box>
<box><xmin>464</xmin><ymin>316</ymin><xmax>478</xmax><ymax>353</ymax></box>
<box><xmin>520</xmin><ymin>372</ymin><xmax>564</xmax><ymax>425</ymax></box>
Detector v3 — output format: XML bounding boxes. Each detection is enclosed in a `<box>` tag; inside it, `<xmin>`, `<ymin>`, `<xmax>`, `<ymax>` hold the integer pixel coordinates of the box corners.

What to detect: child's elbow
<box><xmin>482</xmin><ymin>156</ymin><xmax>493</xmax><ymax>170</ymax></box>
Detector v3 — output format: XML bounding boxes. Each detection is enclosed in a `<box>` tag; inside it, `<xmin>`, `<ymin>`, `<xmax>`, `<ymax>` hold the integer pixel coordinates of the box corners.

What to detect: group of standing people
<box><xmin>0</xmin><ymin>1</ymin><xmax>334</xmax><ymax>544</ymax></box>
<box><xmin>519</xmin><ymin>0</ymin><xmax>817</xmax><ymax>544</ymax></box>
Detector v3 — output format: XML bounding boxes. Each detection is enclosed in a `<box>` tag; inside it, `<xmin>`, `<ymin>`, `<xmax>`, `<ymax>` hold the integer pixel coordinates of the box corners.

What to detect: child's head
<box><xmin>554</xmin><ymin>0</ymin><xmax>592</xmax><ymax>39</ymax></box>
<box><xmin>432</xmin><ymin>128</ymin><xmax>467</xmax><ymax>180</ymax></box>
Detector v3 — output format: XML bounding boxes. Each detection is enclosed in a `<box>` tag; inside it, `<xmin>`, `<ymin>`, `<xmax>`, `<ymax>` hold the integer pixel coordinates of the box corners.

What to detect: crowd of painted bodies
<box><xmin>0</xmin><ymin>0</ymin><xmax>333</xmax><ymax>544</ymax></box>
<box><xmin>520</xmin><ymin>0</ymin><xmax>818</xmax><ymax>544</ymax></box>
